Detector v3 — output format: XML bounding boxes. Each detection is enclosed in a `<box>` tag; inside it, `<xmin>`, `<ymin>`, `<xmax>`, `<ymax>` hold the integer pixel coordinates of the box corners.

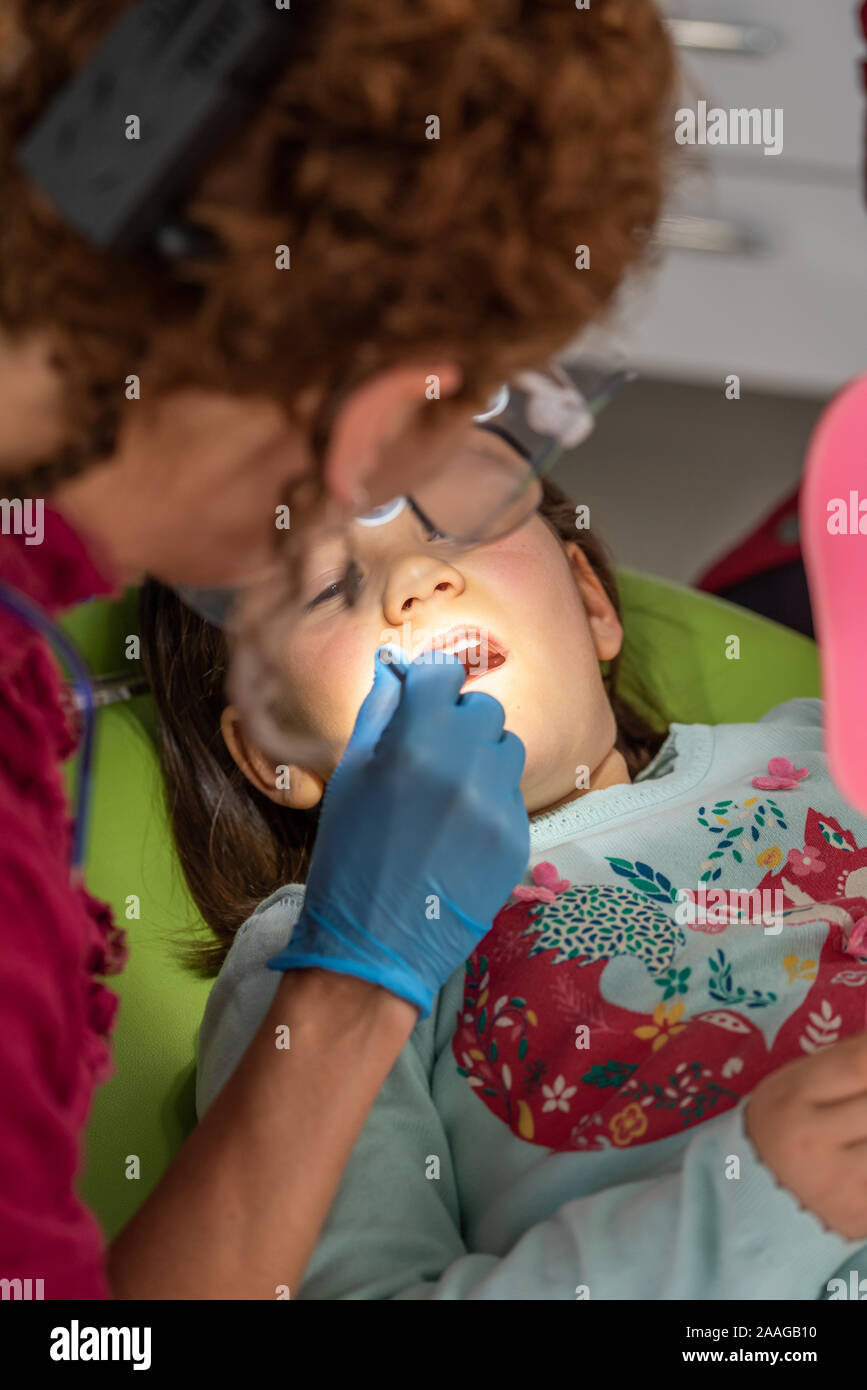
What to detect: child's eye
<box><xmin>306</xmin><ymin>559</ymin><xmax>363</xmax><ymax>611</ymax></box>
<box><xmin>307</xmin><ymin>580</ymin><xmax>343</xmax><ymax>610</ymax></box>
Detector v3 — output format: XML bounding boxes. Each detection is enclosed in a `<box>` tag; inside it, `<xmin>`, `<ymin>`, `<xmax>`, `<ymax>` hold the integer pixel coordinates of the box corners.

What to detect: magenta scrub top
<box><xmin>0</xmin><ymin>507</ymin><xmax>126</xmax><ymax>1299</ymax></box>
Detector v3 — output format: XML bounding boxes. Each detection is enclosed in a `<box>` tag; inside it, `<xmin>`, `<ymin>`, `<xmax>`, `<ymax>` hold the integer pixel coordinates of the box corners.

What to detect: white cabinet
<box><xmin>662</xmin><ymin>0</ymin><xmax>862</xmax><ymax>173</ymax></box>
<box><xmin>614</xmin><ymin>170</ymin><xmax>867</xmax><ymax>396</ymax></box>
<box><xmin>577</xmin><ymin>2</ymin><xmax>867</xmax><ymax>396</ymax></box>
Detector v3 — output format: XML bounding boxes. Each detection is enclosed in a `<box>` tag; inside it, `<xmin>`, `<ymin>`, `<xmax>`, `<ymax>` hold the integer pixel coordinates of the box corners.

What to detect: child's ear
<box><xmin>220</xmin><ymin>705</ymin><xmax>324</xmax><ymax>811</ymax></box>
<box><xmin>563</xmin><ymin>541</ymin><xmax>623</xmax><ymax>663</ymax></box>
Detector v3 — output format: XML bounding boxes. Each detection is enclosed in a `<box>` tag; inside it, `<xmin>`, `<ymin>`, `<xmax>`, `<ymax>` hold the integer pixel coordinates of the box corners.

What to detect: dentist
<box><xmin>0</xmin><ymin>0</ymin><xmax>675</xmax><ymax>1299</ymax></box>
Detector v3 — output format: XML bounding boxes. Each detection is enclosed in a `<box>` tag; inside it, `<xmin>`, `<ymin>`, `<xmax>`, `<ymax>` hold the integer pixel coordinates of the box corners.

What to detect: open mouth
<box><xmin>429</xmin><ymin>626</ymin><xmax>508</xmax><ymax>682</ymax></box>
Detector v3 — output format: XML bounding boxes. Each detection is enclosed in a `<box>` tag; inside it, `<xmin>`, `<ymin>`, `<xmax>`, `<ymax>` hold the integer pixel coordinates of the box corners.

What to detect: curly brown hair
<box><xmin>139</xmin><ymin>475</ymin><xmax>668</xmax><ymax>977</ymax></box>
<box><xmin>0</xmin><ymin>0</ymin><xmax>676</xmax><ymax>493</ymax></box>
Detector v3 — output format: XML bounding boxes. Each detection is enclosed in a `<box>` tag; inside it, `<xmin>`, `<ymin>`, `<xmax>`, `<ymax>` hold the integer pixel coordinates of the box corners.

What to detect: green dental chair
<box><xmin>61</xmin><ymin>573</ymin><xmax>821</xmax><ymax>1241</ymax></box>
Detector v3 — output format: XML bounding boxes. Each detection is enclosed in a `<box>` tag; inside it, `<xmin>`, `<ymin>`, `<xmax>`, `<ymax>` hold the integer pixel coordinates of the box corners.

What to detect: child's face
<box><xmin>279</xmin><ymin>430</ymin><xmax>625</xmax><ymax>815</ymax></box>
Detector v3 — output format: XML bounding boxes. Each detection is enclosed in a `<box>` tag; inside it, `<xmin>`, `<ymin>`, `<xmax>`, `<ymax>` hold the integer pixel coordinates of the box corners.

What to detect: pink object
<box><xmin>511</xmin><ymin>860</ymin><xmax>570</xmax><ymax>903</ymax></box>
<box><xmin>0</xmin><ymin>509</ymin><xmax>120</xmax><ymax>1298</ymax></box>
<box><xmin>842</xmin><ymin>917</ymin><xmax>867</xmax><ymax>1025</ymax></box>
<box><xmin>752</xmin><ymin>756</ymin><xmax>809</xmax><ymax>790</ymax></box>
<box><xmin>846</xmin><ymin>915</ymin><xmax>867</xmax><ymax>956</ymax></box>
<box><xmin>801</xmin><ymin>374</ymin><xmax>867</xmax><ymax>815</ymax></box>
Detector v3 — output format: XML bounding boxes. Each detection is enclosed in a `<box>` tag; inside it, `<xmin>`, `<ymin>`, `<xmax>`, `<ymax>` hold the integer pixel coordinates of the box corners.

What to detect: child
<box><xmin>141</xmin><ymin>463</ymin><xmax>867</xmax><ymax>1300</ymax></box>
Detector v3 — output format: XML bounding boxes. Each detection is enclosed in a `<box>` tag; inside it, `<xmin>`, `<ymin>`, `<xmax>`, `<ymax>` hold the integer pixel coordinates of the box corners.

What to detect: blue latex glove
<box><xmin>266</xmin><ymin>647</ymin><xmax>529</xmax><ymax>1017</ymax></box>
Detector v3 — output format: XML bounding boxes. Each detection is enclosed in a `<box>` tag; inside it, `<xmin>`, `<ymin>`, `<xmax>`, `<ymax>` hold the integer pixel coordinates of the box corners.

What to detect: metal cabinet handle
<box><xmin>665</xmin><ymin>18</ymin><xmax>779</xmax><ymax>56</ymax></box>
<box><xmin>655</xmin><ymin>214</ymin><xmax>767</xmax><ymax>256</ymax></box>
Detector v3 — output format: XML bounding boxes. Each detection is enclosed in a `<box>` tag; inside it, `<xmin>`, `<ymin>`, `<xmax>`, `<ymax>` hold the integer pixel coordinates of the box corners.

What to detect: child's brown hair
<box><xmin>139</xmin><ymin>477</ymin><xmax>668</xmax><ymax>976</ymax></box>
<box><xmin>0</xmin><ymin>0</ymin><xmax>675</xmax><ymax>494</ymax></box>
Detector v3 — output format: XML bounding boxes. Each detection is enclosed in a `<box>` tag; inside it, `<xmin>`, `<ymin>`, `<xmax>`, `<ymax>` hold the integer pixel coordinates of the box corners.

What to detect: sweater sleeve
<box><xmin>0</xmin><ymin>825</ymin><xmax>110</xmax><ymax>1300</ymax></box>
<box><xmin>301</xmin><ymin>1065</ymin><xmax>864</xmax><ymax>1301</ymax></box>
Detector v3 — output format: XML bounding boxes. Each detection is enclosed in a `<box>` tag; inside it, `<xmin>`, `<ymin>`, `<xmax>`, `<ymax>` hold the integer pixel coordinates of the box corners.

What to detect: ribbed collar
<box><xmin>529</xmin><ymin>722</ymin><xmax>716</xmax><ymax>855</ymax></box>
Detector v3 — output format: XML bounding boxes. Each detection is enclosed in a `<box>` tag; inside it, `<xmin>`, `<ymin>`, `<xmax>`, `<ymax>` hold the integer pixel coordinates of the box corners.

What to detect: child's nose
<box><xmin>382</xmin><ymin>553</ymin><xmax>465</xmax><ymax>624</ymax></box>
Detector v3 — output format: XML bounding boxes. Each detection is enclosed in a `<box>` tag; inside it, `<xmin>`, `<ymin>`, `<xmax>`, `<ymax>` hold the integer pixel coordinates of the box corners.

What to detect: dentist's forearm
<box><xmin>107</xmin><ymin>969</ymin><xmax>417</xmax><ymax>1299</ymax></box>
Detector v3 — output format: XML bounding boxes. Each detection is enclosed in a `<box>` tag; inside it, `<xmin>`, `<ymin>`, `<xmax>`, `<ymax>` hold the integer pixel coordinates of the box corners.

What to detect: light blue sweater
<box><xmin>197</xmin><ymin>699</ymin><xmax>867</xmax><ymax>1299</ymax></box>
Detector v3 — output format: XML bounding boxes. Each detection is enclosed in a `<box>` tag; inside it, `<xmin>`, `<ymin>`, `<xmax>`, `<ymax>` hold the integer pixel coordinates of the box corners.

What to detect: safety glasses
<box><xmin>179</xmin><ymin>357</ymin><xmax>633</xmax><ymax>622</ymax></box>
<box><xmin>397</xmin><ymin>359</ymin><xmax>634</xmax><ymax>548</ymax></box>
<box><xmin>177</xmin><ymin>356</ymin><xmax>634</xmax><ymax>765</ymax></box>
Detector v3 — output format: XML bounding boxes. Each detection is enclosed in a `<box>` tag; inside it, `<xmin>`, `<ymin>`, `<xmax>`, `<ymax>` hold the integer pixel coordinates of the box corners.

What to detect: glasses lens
<box><xmin>221</xmin><ymin>518</ymin><xmax>478</xmax><ymax>769</ymax></box>
<box><xmin>174</xmin><ymin>362</ymin><xmax>633</xmax><ymax>769</ymax></box>
<box><xmin>223</xmin><ymin>515</ymin><xmax>356</xmax><ymax>769</ymax></box>
<box><xmin>408</xmin><ymin>434</ymin><xmax>543</xmax><ymax>544</ymax></box>
<box><xmin>210</xmin><ymin>483</ymin><xmax>529</xmax><ymax>772</ymax></box>
<box><xmin>409</xmin><ymin>358</ymin><xmax>633</xmax><ymax>545</ymax></box>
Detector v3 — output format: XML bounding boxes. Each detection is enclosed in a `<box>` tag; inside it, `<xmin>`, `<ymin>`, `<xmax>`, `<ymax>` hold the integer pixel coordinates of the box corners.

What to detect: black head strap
<box><xmin>15</xmin><ymin>0</ymin><xmax>301</xmax><ymax>257</ymax></box>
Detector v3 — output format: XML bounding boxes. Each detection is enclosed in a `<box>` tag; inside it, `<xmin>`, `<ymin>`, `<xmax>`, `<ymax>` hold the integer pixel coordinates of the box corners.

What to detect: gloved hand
<box><xmin>266</xmin><ymin>648</ymin><xmax>529</xmax><ymax>1017</ymax></box>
